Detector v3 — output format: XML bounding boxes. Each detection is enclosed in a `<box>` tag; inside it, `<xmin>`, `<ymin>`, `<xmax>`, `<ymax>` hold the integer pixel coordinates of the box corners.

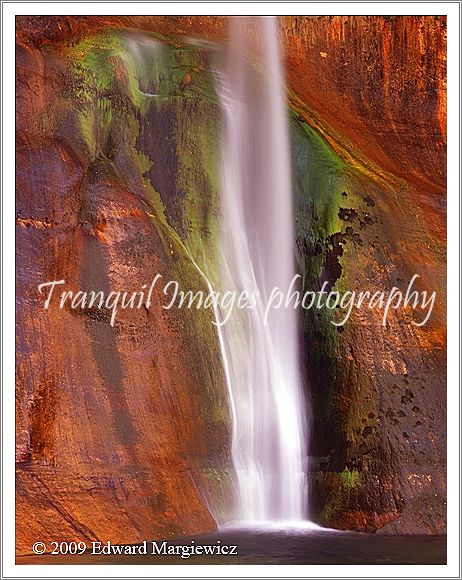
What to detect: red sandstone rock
<box><xmin>15</xmin><ymin>16</ymin><xmax>446</xmax><ymax>551</ymax></box>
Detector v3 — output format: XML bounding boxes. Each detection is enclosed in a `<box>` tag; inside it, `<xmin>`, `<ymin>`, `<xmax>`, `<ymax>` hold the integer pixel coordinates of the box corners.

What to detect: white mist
<box><xmin>215</xmin><ymin>16</ymin><xmax>309</xmax><ymax>524</ymax></box>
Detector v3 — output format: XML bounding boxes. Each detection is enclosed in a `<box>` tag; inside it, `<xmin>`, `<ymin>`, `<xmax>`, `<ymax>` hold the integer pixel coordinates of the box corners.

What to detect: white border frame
<box><xmin>2</xmin><ymin>2</ymin><xmax>460</xmax><ymax>578</ymax></box>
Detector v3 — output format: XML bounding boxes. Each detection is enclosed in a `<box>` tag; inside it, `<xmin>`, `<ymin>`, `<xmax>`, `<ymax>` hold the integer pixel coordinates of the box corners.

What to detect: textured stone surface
<box><xmin>290</xmin><ymin>113</ymin><xmax>446</xmax><ymax>534</ymax></box>
<box><xmin>16</xmin><ymin>16</ymin><xmax>446</xmax><ymax>553</ymax></box>
<box><xmin>16</xmin><ymin>31</ymin><xmax>231</xmax><ymax>555</ymax></box>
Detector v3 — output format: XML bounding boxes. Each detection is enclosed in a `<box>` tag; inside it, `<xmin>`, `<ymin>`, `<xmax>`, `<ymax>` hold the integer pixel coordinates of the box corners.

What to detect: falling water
<box><xmin>215</xmin><ymin>16</ymin><xmax>309</xmax><ymax>524</ymax></box>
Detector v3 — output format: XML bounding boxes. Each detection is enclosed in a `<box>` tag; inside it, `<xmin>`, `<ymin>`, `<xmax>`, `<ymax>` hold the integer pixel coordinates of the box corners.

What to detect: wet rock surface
<box><xmin>16</xmin><ymin>16</ymin><xmax>446</xmax><ymax>552</ymax></box>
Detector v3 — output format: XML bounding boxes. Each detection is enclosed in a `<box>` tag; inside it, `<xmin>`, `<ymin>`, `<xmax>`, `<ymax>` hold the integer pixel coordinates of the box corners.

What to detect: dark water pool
<box><xmin>18</xmin><ymin>527</ymin><xmax>446</xmax><ymax>565</ymax></box>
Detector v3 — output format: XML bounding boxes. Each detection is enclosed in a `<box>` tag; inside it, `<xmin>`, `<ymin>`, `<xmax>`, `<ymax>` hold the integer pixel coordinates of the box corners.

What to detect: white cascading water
<box><xmin>215</xmin><ymin>16</ymin><xmax>309</xmax><ymax>524</ymax></box>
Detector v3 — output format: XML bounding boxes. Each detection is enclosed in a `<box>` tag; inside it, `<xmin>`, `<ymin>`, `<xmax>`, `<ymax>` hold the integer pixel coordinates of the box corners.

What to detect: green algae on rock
<box><xmin>15</xmin><ymin>17</ymin><xmax>446</xmax><ymax>553</ymax></box>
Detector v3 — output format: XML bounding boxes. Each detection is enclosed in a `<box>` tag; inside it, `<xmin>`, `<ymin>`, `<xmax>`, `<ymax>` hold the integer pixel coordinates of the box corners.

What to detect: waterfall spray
<box><xmin>216</xmin><ymin>16</ymin><xmax>309</xmax><ymax>524</ymax></box>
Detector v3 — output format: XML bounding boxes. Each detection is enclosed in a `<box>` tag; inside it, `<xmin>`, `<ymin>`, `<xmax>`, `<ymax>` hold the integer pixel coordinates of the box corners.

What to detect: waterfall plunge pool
<box><xmin>18</xmin><ymin>529</ymin><xmax>445</xmax><ymax>565</ymax></box>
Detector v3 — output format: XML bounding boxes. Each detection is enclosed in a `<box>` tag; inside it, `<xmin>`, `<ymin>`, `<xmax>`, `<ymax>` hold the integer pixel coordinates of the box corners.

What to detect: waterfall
<box><xmin>215</xmin><ymin>16</ymin><xmax>309</xmax><ymax>524</ymax></box>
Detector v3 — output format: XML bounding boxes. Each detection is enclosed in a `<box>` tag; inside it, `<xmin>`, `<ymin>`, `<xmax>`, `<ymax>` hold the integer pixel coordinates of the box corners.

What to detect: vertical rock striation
<box><xmin>16</xmin><ymin>30</ymin><xmax>231</xmax><ymax>554</ymax></box>
<box><xmin>16</xmin><ymin>16</ymin><xmax>446</xmax><ymax>550</ymax></box>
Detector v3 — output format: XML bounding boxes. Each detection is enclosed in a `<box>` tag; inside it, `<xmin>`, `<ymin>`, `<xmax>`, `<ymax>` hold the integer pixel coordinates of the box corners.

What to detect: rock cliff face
<box><xmin>16</xmin><ymin>30</ymin><xmax>231</xmax><ymax>554</ymax></box>
<box><xmin>16</xmin><ymin>16</ymin><xmax>446</xmax><ymax>553</ymax></box>
<box><xmin>290</xmin><ymin>111</ymin><xmax>446</xmax><ymax>534</ymax></box>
